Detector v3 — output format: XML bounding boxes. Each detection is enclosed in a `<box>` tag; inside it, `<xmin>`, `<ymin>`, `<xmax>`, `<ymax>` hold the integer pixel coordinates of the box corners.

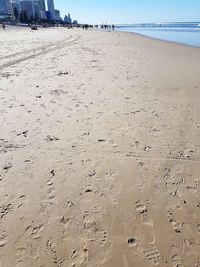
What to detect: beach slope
<box><xmin>0</xmin><ymin>27</ymin><xmax>200</xmax><ymax>266</ymax></box>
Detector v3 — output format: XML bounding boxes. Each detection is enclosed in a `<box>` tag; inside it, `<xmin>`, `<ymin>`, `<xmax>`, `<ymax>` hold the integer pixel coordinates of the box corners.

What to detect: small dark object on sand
<box><xmin>50</xmin><ymin>170</ymin><xmax>55</xmax><ymax>176</ymax></box>
<box><xmin>31</xmin><ymin>25</ymin><xmax>38</xmax><ymax>30</ymax></box>
<box><xmin>3</xmin><ymin>163</ymin><xmax>12</xmax><ymax>170</ymax></box>
<box><xmin>98</xmin><ymin>139</ymin><xmax>106</xmax><ymax>142</ymax></box>
<box><xmin>88</xmin><ymin>170</ymin><xmax>96</xmax><ymax>177</ymax></box>
<box><xmin>57</xmin><ymin>71</ymin><xmax>69</xmax><ymax>76</ymax></box>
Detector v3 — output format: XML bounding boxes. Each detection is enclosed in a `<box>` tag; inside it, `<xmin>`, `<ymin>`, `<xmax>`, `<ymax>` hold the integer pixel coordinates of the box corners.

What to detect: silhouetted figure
<box><xmin>2</xmin><ymin>23</ymin><xmax>5</xmax><ymax>30</ymax></box>
<box><xmin>83</xmin><ymin>24</ymin><xmax>88</xmax><ymax>30</ymax></box>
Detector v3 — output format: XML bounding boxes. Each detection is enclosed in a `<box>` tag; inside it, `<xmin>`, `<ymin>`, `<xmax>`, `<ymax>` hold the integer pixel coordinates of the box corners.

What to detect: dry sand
<box><xmin>0</xmin><ymin>26</ymin><xmax>200</xmax><ymax>267</ymax></box>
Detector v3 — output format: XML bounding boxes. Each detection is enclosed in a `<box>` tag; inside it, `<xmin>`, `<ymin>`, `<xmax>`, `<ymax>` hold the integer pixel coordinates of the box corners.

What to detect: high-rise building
<box><xmin>0</xmin><ymin>0</ymin><xmax>12</xmax><ymax>16</ymax></box>
<box><xmin>47</xmin><ymin>0</ymin><xmax>55</xmax><ymax>20</ymax></box>
<box><xmin>45</xmin><ymin>10</ymin><xmax>51</xmax><ymax>20</ymax></box>
<box><xmin>64</xmin><ymin>13</ymin><xmax>71</xmax><ymax>24</ymax></box>
<box><xmin>40</xmin><ymin>10</ymin><xmax>46</xmax><ymax>19</ymax></box>
<box><xmin>54</xmin><ymin>9</ymin><xmax>61</xmax><ymax>21</ymax></box>
<box><xmin>11</xmin><ymin>0</ymin><xmax>20</xmax><ymax>12</ymax></box>
<box><xmin>20</xmin><ymin>0</ymin><xmax>34</xmax><ymax>19</ymax></box>
<box><xmin>32</xmin><ymin>0</ymin><xmax>46</xmax><ymax>19</ymax></box>
<box><xmin>38</xmin><ymin>0</ymin><xmax>45</xmax><ymax>11</ymax></box>
<box><xmin>32</xmin><ymin>0</ymin><xmax>40</xmax><ymax>18</ymax></box>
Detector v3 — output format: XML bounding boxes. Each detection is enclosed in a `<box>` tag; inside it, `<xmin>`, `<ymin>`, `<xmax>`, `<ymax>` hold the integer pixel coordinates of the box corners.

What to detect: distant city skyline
<box><xmin>1</xmin><ymin>0</ymin><xmax>200</xmax><ymax>25</ymax></box>
<box><xmin>55</xmin><ymin>0</ymin><xmax>200</xmax><ymax>24</ymax></box>
<box><xmin>0</xmin><ymin>0</ymin><xmax>76</xmax><ymax>23</ymax></box>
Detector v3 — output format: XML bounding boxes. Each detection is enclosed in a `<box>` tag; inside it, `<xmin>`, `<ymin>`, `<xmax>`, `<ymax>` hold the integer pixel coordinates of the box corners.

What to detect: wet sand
<box><xmin>0</xmin><ymin>26</ymin><xmax>200</xmax><ymax>266</ymax></box>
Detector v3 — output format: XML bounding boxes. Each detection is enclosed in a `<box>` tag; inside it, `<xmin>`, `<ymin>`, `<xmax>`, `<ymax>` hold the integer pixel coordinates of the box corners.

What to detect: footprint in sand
<box><xmin>44</xmin><ymin>171</ymin><xmax>56</xmax><ymax>205</ymax></box>
<box><xmin>15</xmin><ymin>246</ymin><xmax>26</xmax><ymax>263</ymax></box>
<box><xmin>81</xmin><ymin>220</ymin><xmax>107</xmax><ymax>247</ymax></box>
<box><xmin>143</xmin><ymin>246</ymin><xmax>161</xmax><ymax>266</ymax></box>
<box><xmin>0</xmin><ymin>231</ymin><xmax>7</xmax><ymax>248</ymax></box>
<box><xmin>144</xmin><ymin>145</ymin><xmax>152</xmax><ymax>152</ymax></box>
<box><xmin>50</xmin><ymin>170</ymin><xmax>55</xmax><ymax>176</ymax></box>
<box><xmin>46</xmin><ymin>240</ymin><xmax>65</xmax><ymax>265</ymax></box>
<box><xmin>169</xmin><ymin>241</ymin><xmax>185</xmax><ymax>265</ymax></box>
<box><xmin>65</xmin><ymin>200</ymin><xmax>75</xmax><ymax>208</ymax></box>
<box><xmin>185</xmin><ymin>183</ymin><xmax>198</xmax><ymax>194</ymax></box>
<box><xmin>59</xmin><ymin>200</ymin><xmax>83</xmax><ymax>239</ymax></box>
<box><xmin>71</xmin><ymin>246</ymin><xmax>89</xmax><ymax>266</ymax></box>
<box><xmin>170</xmin><ymin>254</ymin><xmax>183</xmax><ymax>267</ymax></box>
<box><xmin>46</xmin><ymin>170</ymin><xmax>55</xmax><ymax>186</ymax></box>
<box><xmin>167</xmin><ymin>212</ymin><xmax>182</xmax><ymax>233</ymax></box>
<box><xmin>17</xmin><ymin>195</ymin><xmax>27</xmax><ymax>208</ymax></box>
<box><xmin>47</xmin><ymin>180</ymin><xmax>53</xmax><ymax>186</ymax></box>
<box><xmin>128</xmin><ymin>237</ymin><xmax>138</xmax><ymax>248</ymax></box>
<box><xmin>45</xmin><ymin>135</ymin><xmax>60</xmax><ymax>142</ymax></box>
<box><xmin>165</xmin><ymin>177</ymin><xmax>184</xmax><ymax>197</ymax></box>
<box><xmin>0</xmin><ymin>204</ymin><xmax>13</xmax><ymax>219</ymax></box>
<box><xmin>31</xmin><ymin>224</ymin><xmax>44</xmax><ymax>240</ymax></box>
<box><xmin>136</xmin><ymin>201</ymin><xmax>148</xmax><ymax>214</ymax></box>
<box><xmin>0</xmin><ymin>239</ymin><xmax>6</xmax><ymax>247</ymax></box>
<box><xmin>24</xmin><ymin>224</ymin><xmax>44</xmax><ymax>240</ymax></box>
<box><xmin>127</xmin><ymin>234</ymin><xmax>160</xmax><ymax>264</ymax></box>
<box><xmin>60</xmin><ymin>216</ymin><xmax>79</xmax><ymax>241</ymax></box>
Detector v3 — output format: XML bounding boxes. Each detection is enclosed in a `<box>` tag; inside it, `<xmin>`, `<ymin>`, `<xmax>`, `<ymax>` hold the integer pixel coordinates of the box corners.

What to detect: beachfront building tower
<box><xmin>37</xmin><ymin>0</ymin><xmax>46</xmax><ymax>19</ymax></box>
<box><xmin>38</xmin><ymin>0</ymin><xmax>45</xmax><ymax>11</ymax></box>
<box><xmin>0</xmin><ymin>0</ymin><xmax>12</xmax><ymax>16</ymax></box>
<box><xmin>11</xmin><ymin>0</ymin><xmax>20</xmax><ymax>20</ymax></box>
<box><xmin>20</xmin><ymin>0</ymin><xmax>34</xmax><ymax>19</ymax></box>
<box><xmin>33</xmin><ymin>0</ymin><xmax>46</xmax><ymax>19</ymax></box>
<box><xmin>54</xmin><ymin>9</ymin><xmax>61</xmax><ymax>21</ymax></box>
<box><xmin>47</xmin><ymin>0</ymin><xmax>55</xmax><ymax>20</ymax></box>
<box><xmin>64</xmin><ymin>13</ymin><xmax>71</xmax><ymax>24</ymax></box>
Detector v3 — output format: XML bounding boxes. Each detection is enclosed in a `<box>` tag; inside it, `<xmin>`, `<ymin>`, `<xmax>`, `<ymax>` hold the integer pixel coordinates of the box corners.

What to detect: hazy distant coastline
<box><xmin>116</xmin><ymin>22</ymin><xmax>200</xmax><ymax>27</ymax></box>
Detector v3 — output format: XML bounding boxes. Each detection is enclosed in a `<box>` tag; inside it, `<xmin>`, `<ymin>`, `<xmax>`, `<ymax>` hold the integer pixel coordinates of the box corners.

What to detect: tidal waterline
<box><xmin>116</xmin><ymin>22</ymin><xmax>200</xmax><ymax>47</ymax></box>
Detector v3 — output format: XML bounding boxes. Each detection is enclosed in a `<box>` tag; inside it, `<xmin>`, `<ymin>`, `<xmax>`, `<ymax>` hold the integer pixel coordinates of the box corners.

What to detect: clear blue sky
<box><xmin>55</xmin><ymin>0</ymin><xmax>200</xmax><ymax>24</ymax></box>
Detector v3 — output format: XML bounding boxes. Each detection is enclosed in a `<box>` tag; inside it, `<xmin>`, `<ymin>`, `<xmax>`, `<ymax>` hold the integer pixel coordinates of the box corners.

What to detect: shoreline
<box><xmin>116</xmin><ymin>27</ymin><xmax>200</xmax><ymax>48</ymax></box>
<box><xmin>2</xmin><ymin>23</ymin><xmax>200</xmax><ymax>49</ymax></box>
<box><xmin>0</xmin><ymin>27</ymin><xmax>200</xmax><ymax>266</ymax></box>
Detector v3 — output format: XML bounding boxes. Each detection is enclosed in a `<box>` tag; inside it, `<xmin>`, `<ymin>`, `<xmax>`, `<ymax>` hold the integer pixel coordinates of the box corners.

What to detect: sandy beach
<box><xmin>0</xmin><ymin>26</ymin><xmax>200</xmax><ymax>266</ymax></box>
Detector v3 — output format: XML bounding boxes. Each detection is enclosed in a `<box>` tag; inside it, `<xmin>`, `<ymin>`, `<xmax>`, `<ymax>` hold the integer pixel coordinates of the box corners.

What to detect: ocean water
<box><xmin>116</xmin><ymin>22</ymin><xmax>200</xmax><ymax>47</ymax></box>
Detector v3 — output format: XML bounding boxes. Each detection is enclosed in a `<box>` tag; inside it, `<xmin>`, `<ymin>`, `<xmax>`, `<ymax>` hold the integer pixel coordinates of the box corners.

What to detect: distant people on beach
<box><xmin>31</xmin><ymin>25</ymin><xmax>38</xmax><ymax>30</ymax></box>
<box><xmin>81</xmin><ymin>23</ymin><xmax>114</xmax><ymax>31</ymax></box>
<box><xmin>82</xmin><ymin>24</ymin><xmax>89</xmax><ymax>30</ymax></box>
<box><xmin>2</xmin><ymin>23</ymin><xmax>6</xmax><ymax>30</ymax></box>
<box><xmin>100</xmin><ymin>24</ymin><xmax>115</xmax><ymax>31</ymax></box>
